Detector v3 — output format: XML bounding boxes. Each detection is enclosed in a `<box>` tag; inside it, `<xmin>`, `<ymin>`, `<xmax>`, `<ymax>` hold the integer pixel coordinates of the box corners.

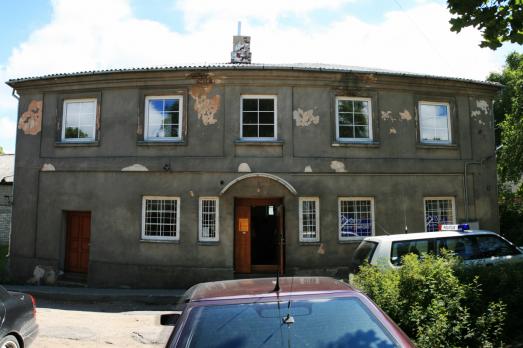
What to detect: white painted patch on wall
<box><xmin>399</xmin><ymin>110</ymin><xmax>412</xmax><ymax>121</ymax></box>
<box><xmin>476</xmin><ymin>100</ymin><xmax>489</xmax><ymax>114</ymax></box>
<box><xmin>121</xmin><ymin>164</ymin><xmax>149</xmax><ymax>172</ymax></box>
<box><xmin>304</xmin><ymin>165</ymin><xmax>313</xmax><ymax>173</ymax></box>
<box><xmin>41</xmin><ymin>163</ymin><xmax>55</xmax><ymax>171</ymax></box>
<box><xmin>389</xmin><ymin>127</ymin><xmax>397</xmax><ymax>135</ymax></box>
<box><xmin>293</xmin><ymin>108</ymin><xmax>320</xmax><ymax>127</ymax></box>
<box><xmin>330</xmin><ymin>161</ymin><xmax>347</xmax><ymax>173</ymax></box>
<box><xmin>238</xmin><ymin>163</ymin><xmax>251</xmax><ymax>173</ymax></box>
<box><xmin>380</xmin><ymin>110</ymin><xmax>393</xmax><ymax>121</ymax></box>
<box><xmin>471</xmin><ymin>110</ymin><xmax>481</xmax><ymax>117</ymax></box>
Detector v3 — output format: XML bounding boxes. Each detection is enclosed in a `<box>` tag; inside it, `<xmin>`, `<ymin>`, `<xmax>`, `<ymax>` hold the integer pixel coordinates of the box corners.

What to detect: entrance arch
<box><xmin>220</xmin><ymin>173</ymin><xmax>297</xmax><ymax>196</ymax></box>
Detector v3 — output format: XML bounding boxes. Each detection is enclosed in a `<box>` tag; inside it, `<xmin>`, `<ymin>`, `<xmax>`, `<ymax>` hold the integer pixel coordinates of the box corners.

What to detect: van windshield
<box><xmin>177</xmin><ymin>297</ymin><xmax>398</xmax><ymax>348</ymax></box>
<box><xmin>351</xmin><ymin>241</ymin><xmax>378</xmax><ymax>272</ymax></box>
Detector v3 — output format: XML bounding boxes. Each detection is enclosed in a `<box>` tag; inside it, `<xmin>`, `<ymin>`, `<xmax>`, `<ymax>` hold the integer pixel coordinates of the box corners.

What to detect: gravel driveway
<box><xmin>31</xmin><ymin>299</ymin><xmax>173</xmax><ymax>347</ymax></box>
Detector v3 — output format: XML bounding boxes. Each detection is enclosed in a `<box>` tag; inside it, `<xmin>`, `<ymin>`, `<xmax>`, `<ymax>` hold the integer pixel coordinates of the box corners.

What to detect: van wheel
<box><xmin>0</xmin><ymin>335</ymin><xmax>21</xmax><ymax>348</ymax></box>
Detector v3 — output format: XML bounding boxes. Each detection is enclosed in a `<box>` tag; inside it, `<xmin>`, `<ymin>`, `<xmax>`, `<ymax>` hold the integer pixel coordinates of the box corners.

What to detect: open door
<box><xmin>234</xmin><ymin>205</ymin><xmax>251</xmax><ymax>273</ymax></box>
<box><xmin>276</xmin><ymin>205</ymin><xmax>285</xmax><ymax>274</ymax></box>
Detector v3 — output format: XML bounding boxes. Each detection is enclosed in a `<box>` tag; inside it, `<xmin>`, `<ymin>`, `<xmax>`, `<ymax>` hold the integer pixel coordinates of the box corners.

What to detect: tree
<box><xmin>0</xmin><ymin>146</ymin><xmax>4</xmax><ymax>155</ymax></box>
<box><xmin>447</xmin><ymin>0</ymin><xmax>523</xmax><ymax>49</ymax></box>
<box><xmin>488</xmin><ymin>52</ymin><xmax>523</xmax><ymax>183</ymax></box>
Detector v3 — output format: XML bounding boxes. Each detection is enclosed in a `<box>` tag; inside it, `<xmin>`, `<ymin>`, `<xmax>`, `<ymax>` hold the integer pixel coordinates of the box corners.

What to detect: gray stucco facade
<box><xmin>6</xmin><ymin>65</ymin><xmax>500</xmax><ymax>288</ymax></box>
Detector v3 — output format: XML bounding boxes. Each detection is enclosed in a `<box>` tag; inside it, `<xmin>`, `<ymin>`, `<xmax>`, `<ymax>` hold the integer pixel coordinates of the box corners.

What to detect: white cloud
<box><xmin>0</xmin><ymin>0</ymin><xmax>517</xmax><ymax>152</ymax></box>
<box><xmin>0</xmin><ymin>116</ymin><xmax>16</xmax><ymax>153</ymax></box>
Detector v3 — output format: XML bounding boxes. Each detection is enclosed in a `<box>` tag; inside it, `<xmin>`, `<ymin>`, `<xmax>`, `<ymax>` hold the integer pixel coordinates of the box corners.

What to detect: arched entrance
<box><xmin>221</xmin><ymin>173</ymin><xmax>297</xmax><ymax>275</ymax></box>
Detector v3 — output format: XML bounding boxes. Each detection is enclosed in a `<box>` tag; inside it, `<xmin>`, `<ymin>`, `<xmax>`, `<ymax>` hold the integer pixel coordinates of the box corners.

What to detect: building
<box><xmin>0</xmin><ymin>154</ymin><xmax>14</xmax><ymax>246</ymax></box>
<box><xmin>5</xmin><ymin>36</ymin><xmax>500</xmax><ymax>288</ymax></box>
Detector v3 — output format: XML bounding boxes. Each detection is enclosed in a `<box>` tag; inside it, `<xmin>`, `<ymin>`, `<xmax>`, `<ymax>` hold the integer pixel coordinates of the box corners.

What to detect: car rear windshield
<box><xmin>351</xmin><ymin>241</ymin><xmax>378</xmax><ymax>271</ymax></box>
<box><xmin>177</xmin><ymin>297</ymin><xmax>399</xmax><ymax>348</ymax></box>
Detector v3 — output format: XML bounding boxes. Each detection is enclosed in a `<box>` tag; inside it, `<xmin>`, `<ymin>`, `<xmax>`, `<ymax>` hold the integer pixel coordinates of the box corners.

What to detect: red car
<box><xmin>162</xmin><ymin>276</ymin><xmax>414</xmax><ymax>348</ymax></box>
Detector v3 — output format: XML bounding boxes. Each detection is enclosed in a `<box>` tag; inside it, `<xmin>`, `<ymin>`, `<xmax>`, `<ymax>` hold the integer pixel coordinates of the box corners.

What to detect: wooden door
<box><xmin>235</xmin><ymin>205</ymin><xmax>251</xmax><ymax>273</ymax></box>
<box><xmin>276</xmin><ymin>205</ymin><xmax>285</xmax><ymax>274</ymax></box>
<box><xmin>65</xmin><ymin>212</ymin><xmax>91</xmax><ymax>273</ymax></box>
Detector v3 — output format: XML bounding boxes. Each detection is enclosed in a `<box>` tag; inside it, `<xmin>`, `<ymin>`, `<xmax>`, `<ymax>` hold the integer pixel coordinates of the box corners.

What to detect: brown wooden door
<box><xmin>235</xmin><ymin>205</ymin><xmax>251</xmax><ymax>273</ymax></box>
<box><xmin>65</xmin><ymin>212</ymin><xmax>91</xmax><ymax>273</ymax></box>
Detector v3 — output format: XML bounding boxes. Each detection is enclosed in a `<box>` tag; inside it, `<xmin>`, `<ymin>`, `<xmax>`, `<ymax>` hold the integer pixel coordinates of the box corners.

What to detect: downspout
<box><xmin>463</xmin><ymin>153</ymin><xmax>495</xmax><ymax>221</ymax></box>
<box><xmin>11</xmin><ymin>88</ymin><xmax>19</xmax><ymax>100</ymax></box>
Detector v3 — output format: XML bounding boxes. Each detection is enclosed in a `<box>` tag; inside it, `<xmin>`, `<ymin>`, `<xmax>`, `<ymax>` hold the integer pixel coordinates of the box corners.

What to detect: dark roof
<box><xmin>6</xmin><ymin>63</ymin><xmax>501</xmax><ymax>88</ymax></box>
<box><xmin>185</xmin><ymin>277</ymin><xmax>353</xmax><ymax>301</ymax></box>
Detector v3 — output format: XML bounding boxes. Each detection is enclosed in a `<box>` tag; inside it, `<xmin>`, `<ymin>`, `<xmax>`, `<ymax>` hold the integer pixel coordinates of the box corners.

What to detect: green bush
<box><xmin>352</xmin><ymin>254</ymin><xmax>506</xmax><ymax>348</ymax></box>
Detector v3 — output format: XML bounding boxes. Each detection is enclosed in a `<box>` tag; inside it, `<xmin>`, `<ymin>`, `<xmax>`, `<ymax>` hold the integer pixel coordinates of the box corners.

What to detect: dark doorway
<box><xmin>235</xmin><ymin>198</ymin><xmax>284</xmax><ymax>274</ymax></box>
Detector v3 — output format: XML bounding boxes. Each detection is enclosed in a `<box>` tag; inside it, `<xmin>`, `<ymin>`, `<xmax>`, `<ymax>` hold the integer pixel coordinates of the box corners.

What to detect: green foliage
<box><xmin>0</xmin><ymin>146</ymin><xmax>4</xmax><ymax>154</ymax></box>
<box><xmin>498</xmin><ymin>183</ymin><xmax>523</xmax><ymax>245</ymax></box>
<box><xmin>352</xmin><ymin>254</ymin><xmax>506</xmax><ymax>348</ymax></box>
<box><xmin>447</xmin><ymin>0</ymin><xmax>523</xmax><ymax>49</ymax></box>
<box><xmin>489</xmin><ymin>52</ymin><xmax>523</xmax><ymax>183</ymax></box>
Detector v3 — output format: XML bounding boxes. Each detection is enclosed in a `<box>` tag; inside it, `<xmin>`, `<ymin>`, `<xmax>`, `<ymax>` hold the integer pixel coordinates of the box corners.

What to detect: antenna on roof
<box><xmin>272</xmin><ymin>271</ymin><xmax>280</xmax><ymax>292</ymax></box>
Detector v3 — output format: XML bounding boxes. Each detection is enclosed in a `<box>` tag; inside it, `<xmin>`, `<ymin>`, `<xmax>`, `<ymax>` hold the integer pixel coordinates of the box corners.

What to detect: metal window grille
<box><xmin>425</xmin><ymin>198</ymin><xmax>455</xmax><ymax>232</ymax></box>
<box><xmin>144</xmin><ymin>198</ymin><xmax>178</xmax><ymax>238</ymax></box>
<box><xmin>339</xmin><ymin>199</ymin><xmax>373</xmax><ymax>238</ymax></box>
<box><xmin>300</xmin><ymin>199</ymin><xmax>318</xmax><ymax>240</ymax></box>
<box><xmin>200</xmin><ymin>198</ymin><xmax>217</xmax><ymax>240</ymax></box>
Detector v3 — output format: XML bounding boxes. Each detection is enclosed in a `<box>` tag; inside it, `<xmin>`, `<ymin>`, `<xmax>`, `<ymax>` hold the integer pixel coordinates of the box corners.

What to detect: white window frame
<box><xmin>61</xmin><ymin>98</ymin><xmax>97</xmax><ymax>142</ymax></box>
<box><xmin>240</xmin><ymin>95</ymin><xmax>278</xmax><ymax>141</ymax></box>
<box><xmin>418</xmin><ymin>101</ymin><xmax>452</xmax><ymax>144</ymax></box>
<box><xmin>338</xmin><ymin>197</ymin><xmax>375</xmax><ymax>241</ymax></box>
<box><xmin>144</xmin><ymin>95</ymin><xmax>184</xmax><ymax>142</ymax></box>
<box><xmin>141</xmin><ymin>196</ymin><xmax>181</xmax><ymax>241</ymax></box>
<box><xmin>199</xmin><ymin>197</ymin><xmax>219</xmax><ymax>242</ymax></box>
<box><xmin>299</xmin><ymin>197</ymin><xmax>320</xmax><ymax>242</ymax></box>
<box><xmin>423</xmin><ymin>196</ymin><xmax>456</xmax><ymax>232</ymax></box>
<box><xmin>335</xmin><ymin>97</ymin><xmax>373</xmax><ymax>142</ymax></box>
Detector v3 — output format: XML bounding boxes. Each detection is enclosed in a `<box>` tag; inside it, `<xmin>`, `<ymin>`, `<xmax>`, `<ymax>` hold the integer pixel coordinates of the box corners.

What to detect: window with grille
<box><xmin>142</xmin><ymin>196</ymin><xmax>180</xmax><ymax>241</ymax></box>
<box><xmin>241</xmin><ymin>96</ymin><xmax>277</xmax><ymax>140</ymax></box>
<box><xmin>145</xmin><ymin>96</ymin><xmax>183</xmax><ymax>141</ymax></box>
<box><xmin>62</xmin><ymin>99</ymin><xmax>97</xmax><ymax>142</ymax></box>
<box><xmin>419</xmin><ymin>102</ymin><xmax>451</xmax><ymax>144</ymax></box>
<box><xmin>338</xmin><ymin>198</ymin><xmax>374</xmax><ymax>240</ymax></box>
<box><xmin>336</xmin><ymin>97</ymin><xmax>373</xmax><ymax>142</ymax></box>
<box><xmin>424</xmin><ymin>197</ymin><xmax>455</xmax><ymax>232</ymax></box>
<box><xmin>299</xmin><ymin>197</ymin><xmax>320</xmax><ymax>242</ymax></box>
<box><xmin>199</xmin><ymin>197</ymin><xmax>219</xmax><ymax>242</ymax></box>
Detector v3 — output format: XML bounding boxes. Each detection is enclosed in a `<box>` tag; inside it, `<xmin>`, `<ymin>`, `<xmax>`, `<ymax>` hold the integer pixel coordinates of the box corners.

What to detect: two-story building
<box><xmin>6</xmin><ymin>36</ymin><xmax>500</xmax><ymax>288</ymax></box>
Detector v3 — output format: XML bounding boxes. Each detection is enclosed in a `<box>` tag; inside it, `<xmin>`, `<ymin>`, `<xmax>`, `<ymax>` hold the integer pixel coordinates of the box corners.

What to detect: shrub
<box><xmin>352</xmin><ymin>254</ymin><xmax>506</xmax><ymax>348</ymax></box>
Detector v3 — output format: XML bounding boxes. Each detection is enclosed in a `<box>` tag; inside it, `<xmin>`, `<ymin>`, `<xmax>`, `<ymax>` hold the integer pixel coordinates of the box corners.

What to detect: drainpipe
<box><xmin>11</xmin><ymin>88</ymin><xmax>19</xmax><ymax>100</ymax></box>
<box><xmin>463</xmin><ymin>153</ymin><xmax>495</xmax><ymax>221</ymax></box>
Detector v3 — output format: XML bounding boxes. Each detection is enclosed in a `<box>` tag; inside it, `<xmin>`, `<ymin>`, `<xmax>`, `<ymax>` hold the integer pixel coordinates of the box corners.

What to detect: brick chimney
<box><xmin>230</xmin><ymin>22</ymin><xmax>251</xmax><ymax>64</ymax></box>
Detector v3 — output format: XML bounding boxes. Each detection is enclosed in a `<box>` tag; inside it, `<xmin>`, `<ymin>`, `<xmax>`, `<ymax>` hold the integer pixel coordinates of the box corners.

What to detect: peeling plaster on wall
<box><xmin>136</xmin><ymin>124</ymin><xmax>143</xmax><ymax>135</ymax></box>
<box><xmin>190</xmin><ymin>84</ymin><xmax>220</xmax><ymax>126</ymax></box>
<box><xmin>304</xmin><ymin>165</ymin><xmax>313</xmax><ymax>173</ymax></box>
<box><xmin>18</xmin><ymin>100</ymin><xmax>43</xmax><ymax>135</ymax></box>
<box><xmin>471</xmin><ymin>110</ymin><xmax>481</xmax><ymax>117</ymax></box>
<box><xmin>380</xmin><ymin>110</ymin><xmax>393</xmax><ymax>121</ymax></box>
<box><xmin>389</xmin><ymin>127</ymin><xmax>397</xmax><ymax>135</ymax></box>
<box><xmin>476</xmin><ymin>100</ymin><xmax>489</xmax><ymax>114</ymax></box>
<box><xmin>121</xmin><ymin>164</ymin><xmax>149</xmax><ymax>172</ymax></box>
<box><xmin>399</xmin><ymin>110</ymin><xmax>412</xmax><ymax>121</ymax></box>
<box><xmin>189</xmin><ymin>190</ymin><xmax>194</xmax><ymax>197</ymax></box>
<box><xmin>41</xmin><ymin>163</ymin><xmax>55</xmax><ymax>171</ymax></box>
<box><xmin>330</xmin><ymin>161</ymin><xmax>347</xmax><ymax>173</ymax></box>
<box><xmin>293</xmin><ymin>108</ymin><xmax>319</xmax><ymax>127</ymax></box>
<box><xmin>238</xmin><ymin>163</ymin><xmax>251</xmax><ymax>173</ymax></box>
<box><xmin>317</xmin><ymin>243</ymin><xmax>326</xmax><ymax>255</ymax></box>
<box><xmin>360</xmin><ymin>74</ymin><xmax>378</xmax><ymax>84</ymax></box>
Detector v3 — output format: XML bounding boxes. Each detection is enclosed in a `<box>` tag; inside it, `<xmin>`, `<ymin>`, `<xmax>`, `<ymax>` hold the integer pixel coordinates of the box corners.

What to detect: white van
<box><xmin>350</xmin><ymin>225</ymin><xmax>523</xmax><ymax>274</ymax></box>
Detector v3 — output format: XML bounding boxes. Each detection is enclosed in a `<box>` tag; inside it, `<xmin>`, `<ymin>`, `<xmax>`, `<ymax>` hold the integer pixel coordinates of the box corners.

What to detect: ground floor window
<box><xmin>141</xmin><ymin>196</ymin><xmax>180</xmax><ymax>241</ymax></box>
<box><xmin>338</xmin><ymin>197</ymin><xmax>374</xmax><ymax>240</ymax></box>
<box><xmin>299</xmin><ymin>197</ymin><xmax>320</xmax><ymax>242</ymax></box>
<box><xmin>199</xmin><ymin>197</ymin><xmax>219</xmax><ymax>242</ymax></box>
<box><xmin>424</xmin><ymin>197</ymin><xmax>455</xmax><ymax>232</ymax></box>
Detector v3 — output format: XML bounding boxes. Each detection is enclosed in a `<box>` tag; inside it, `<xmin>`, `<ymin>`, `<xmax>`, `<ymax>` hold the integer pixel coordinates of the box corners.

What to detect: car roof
<box><xmin>363</xmin><ymin>230</ymin><xmax>498</xmax><ymax>242</ymax></box>
<box><xmin>184</xmin><ymin>277</ymin><xmax>354</xmax><ymax>302</ymax></box>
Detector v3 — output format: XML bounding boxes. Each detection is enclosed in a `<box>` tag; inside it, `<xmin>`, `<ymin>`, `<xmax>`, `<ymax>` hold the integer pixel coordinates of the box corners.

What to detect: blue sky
<box><xmin>0</xmin><ymin>0</ymin><xmax>521</xmax><ymax>153</ymax></box>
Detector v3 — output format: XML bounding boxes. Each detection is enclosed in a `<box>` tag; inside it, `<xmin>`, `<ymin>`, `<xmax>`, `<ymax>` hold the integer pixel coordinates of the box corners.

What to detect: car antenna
<box><xmin>272</xmin><ymin>271</ymin><xmax>280</xmax><ymax>292</ymax></box>
<box><xmin>282</xmin><ymin>276</ymin><xmax>295</xmax><ymax>326</ymax></box>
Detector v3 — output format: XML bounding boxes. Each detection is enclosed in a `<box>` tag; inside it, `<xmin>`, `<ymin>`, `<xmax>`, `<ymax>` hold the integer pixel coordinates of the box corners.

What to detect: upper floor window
<box><xmin>336</xmin><ymin>97</ymin><xmax>372</xmax><ymax>142</ymax></box>
<box><xmin>424</xmin><ymin>197</ymin><xmax>455</xmax><ymax>232</ymax></box>
<box><xmin>338</xmin><ymin>197</ymin><xmax>375</xmax><ymax>240</ymax></box>
<box><xmin>419</xmin><ymin>102</ymin><xmax>451</xmax><ymax>144</ymax></box>
<box><xmin>62</xmin><ymin>99</ymin><xmax>97</xmax><ymax>142</ymax></box>
<box><xmin>145</xmin><ymin>96</ymin><xmax>183</xmax><ymax>141</ymax></box>
<box><xmin>241</xmin><ymin>96</ymin><xmax>277</xmax><ymax>140</ymax></box>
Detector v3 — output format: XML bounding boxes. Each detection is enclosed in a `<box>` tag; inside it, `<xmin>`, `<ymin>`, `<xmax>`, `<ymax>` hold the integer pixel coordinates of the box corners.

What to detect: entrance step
<box><xmin>57</xmin><ymin>272</ymin><xmax>88</xmax><ymax>287</ymax></box>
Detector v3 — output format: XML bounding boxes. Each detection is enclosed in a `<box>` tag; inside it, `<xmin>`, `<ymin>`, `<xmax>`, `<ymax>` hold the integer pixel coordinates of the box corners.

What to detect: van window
<box><xmin>350</xmin><ymin>241</ymin><xmax>378</xmax><ymax>273</ymax></box>
<box><xmin>437</xmin><ymin>236</ymin><xmax>477</xmax><ymax>260</ymax></box>
<box><xmin>391</xmin><ymin>239</ymin><xmax>433</xmax><ymax>266</ymax></box>
<box><xmin>476</xmin><ymin>235</ymin><xmax>521</xmax><ymax>258</ymax></box>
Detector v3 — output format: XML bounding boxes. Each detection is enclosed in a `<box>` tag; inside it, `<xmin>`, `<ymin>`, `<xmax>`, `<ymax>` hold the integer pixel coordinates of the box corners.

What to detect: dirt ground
<box><xmin>31</xmin><ymin>299</ymin><xmax>173</xmax><ymax>347</ymax></box>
